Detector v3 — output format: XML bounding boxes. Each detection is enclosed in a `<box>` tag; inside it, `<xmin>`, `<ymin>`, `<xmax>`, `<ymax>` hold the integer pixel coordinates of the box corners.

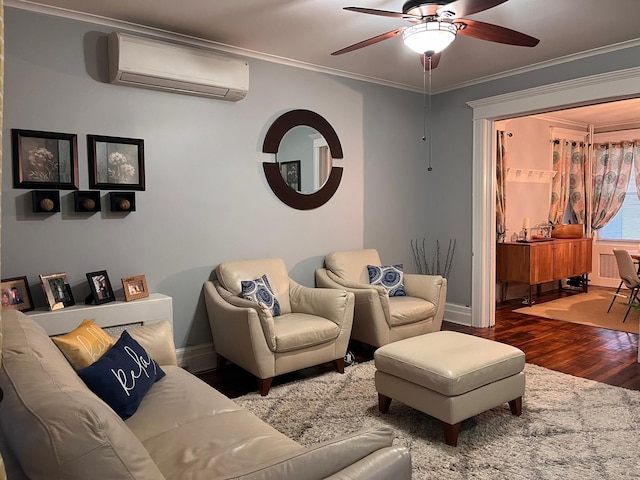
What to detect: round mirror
<box><xmin>262</xmin><ymin>109</ymin><xmax>343</xmax><ymax>210</ymax></box>
<box><xmin>277</xmin><ymin>126</ymin><xmax>332</xmax><ymax>194</ymax></box>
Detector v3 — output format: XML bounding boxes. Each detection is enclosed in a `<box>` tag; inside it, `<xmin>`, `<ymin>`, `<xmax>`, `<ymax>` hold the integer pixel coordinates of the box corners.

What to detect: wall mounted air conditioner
<box><xmin>108</xmin><ymin>32</ymin><xmax>249</xmax><ymax>101</ymax></box>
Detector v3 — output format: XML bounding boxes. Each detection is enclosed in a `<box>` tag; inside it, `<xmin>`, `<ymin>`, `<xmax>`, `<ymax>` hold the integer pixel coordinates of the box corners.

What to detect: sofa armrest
<box><xmin>223</xmin><ymin>427</ymin><xmax>401</xmax><ymax>480</ymax></box>
<box><xmin>209</xmin><ymin>283</ymin><xmax>277</xmax><ymax>352</ymax></box>
<box><xmin>403</xmin><ymin>274</ymin><xmax>446</xmax><ymax>303</ymax></box>
<box><xmin>289</xmin><ymin>280</ymin><xmax>353</xmax><ymax>326</ymax></box>
<box><xmin>323</xmin><ymin>446</ymin><xmax>411</xmax><ymax>480</ymax></box>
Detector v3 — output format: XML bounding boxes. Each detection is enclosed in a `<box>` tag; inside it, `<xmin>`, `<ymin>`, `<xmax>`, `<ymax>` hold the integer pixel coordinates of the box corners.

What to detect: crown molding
<box><xmin>7</xmin><ymin>0</ymin><xmax>640</xmax><ymax>95</ymax></box>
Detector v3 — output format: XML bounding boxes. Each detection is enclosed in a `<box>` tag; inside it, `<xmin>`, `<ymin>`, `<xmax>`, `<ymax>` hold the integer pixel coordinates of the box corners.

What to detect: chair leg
<box><xmin>508</xmin><ymin>397</ymin><xmax>523</xmax><ymax>416</ymax></box>
<box><xmin>333</xmin><ymin>357</ymin><xmax>345</xmax><ymax>374</ymax></box>
<box><xmin>258</xmin><ymin>377</ymin><xmax>273</xmax><ymax>396</ymax></box>
<box><xmin>607</xmin><ymin>281</ymin><xmax>623</xmax><ymax>313</ymax></box>
<box><xmin>623</xmin><ymin>287</ymin><xmax>639</xmax><ymax>323</ymax></box>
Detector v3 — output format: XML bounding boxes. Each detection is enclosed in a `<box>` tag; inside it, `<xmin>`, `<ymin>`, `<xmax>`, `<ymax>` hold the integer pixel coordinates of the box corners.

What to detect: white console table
<box><xmin>27</xmin><ymin>293</ymin><xmax>173</xmax><ymax>336</ymax></box>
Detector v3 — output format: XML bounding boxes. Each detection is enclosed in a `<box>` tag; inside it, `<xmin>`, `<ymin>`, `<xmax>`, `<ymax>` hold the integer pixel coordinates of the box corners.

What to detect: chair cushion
<box><xmin>241</xmin><ymin>274</ymin><xmax>281</xmax><ymax>317</ymax></box>
<box><xmin>388</xmin><ymin>296</ymin><xmax>436</xmax><ymax>326</ymax></box>
<box><xmin>367</xmin><ymin>264</ymin><xmax>407</xmax><ymax>297</ymax></box>
<box><xmin>325</xmin><ymin>249</ymin><xmax>382</xmax><ymax>283</ymax></box>
<box><xmin>52</xmin><ymin>318</ymin><xmax>115</xmax><ymax>370</ymax></box>
<box><xmin>273</xmin><ymin>313</ymin><xmax>341</xmax><ymax>353</ymax></box>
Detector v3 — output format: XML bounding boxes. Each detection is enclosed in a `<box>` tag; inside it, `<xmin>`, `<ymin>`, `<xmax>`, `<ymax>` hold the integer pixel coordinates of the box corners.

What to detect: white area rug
<box><xmin>235</xmin><ymin>361</ymin><xmax>640</xmax><ymax>479</ymax></box>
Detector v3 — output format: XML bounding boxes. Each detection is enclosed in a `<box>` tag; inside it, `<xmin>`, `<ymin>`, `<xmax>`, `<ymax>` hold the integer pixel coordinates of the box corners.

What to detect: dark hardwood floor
<box><xmin>197</xmin><ymin>287</ymin><xmax>640</xmax><ymax>397</ymax></box>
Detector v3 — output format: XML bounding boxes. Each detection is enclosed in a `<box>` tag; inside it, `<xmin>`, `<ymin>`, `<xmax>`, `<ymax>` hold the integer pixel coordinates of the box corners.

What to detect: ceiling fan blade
<box><xmin>343</xmin><ymin>6</ymin><xmax>419</xmax><ymax>20</ymax></box>
<box><xmin>440</xmin><ymin>0</ymin><xmax>508</xmax><ymax>18</ymax></box>
<box><xmin>420</xmin><ymin>52</ymin><xmax>441</xmax><ymax>70</ymax></box>
<box><xmin>456</xmin><ymin>19</ymin><xmax>540</xmax><ymax>47</ymax></box>
<box><xmin>331</xmin><ymin>28</ymin><xmax>405</xmax><ymax>55</ymax></box>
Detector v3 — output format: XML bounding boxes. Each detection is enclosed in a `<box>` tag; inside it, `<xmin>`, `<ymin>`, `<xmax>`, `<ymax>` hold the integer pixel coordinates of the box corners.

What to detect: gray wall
<box><xmin>1</xmin><ymin>8</ymin><xmax>431</xmax><ymax>348</ymax></box>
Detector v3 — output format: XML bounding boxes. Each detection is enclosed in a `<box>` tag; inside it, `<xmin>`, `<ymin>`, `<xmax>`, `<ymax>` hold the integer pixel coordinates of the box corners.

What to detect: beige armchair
<box><xmin>315</xmin><ymin>249</ymin><xmax>447</xmax><ymax>348</ymax></box>
<box><xmin>204</xmin><ymin>257</ymin><xmax>354</xmax><ymax>395</ymax></box>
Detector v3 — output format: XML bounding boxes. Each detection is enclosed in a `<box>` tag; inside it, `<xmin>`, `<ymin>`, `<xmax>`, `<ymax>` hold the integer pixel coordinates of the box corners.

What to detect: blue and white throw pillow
<box><xmin>78</xmin><ymin>330</ymin><xmax>166</xmax><ymax>420</ymax></box>
<box><xmin>241</xmin><ymin>274</ymin><xmax>281</xmax><ymax>317</ymax></box>
<box><xmin>367</xmin><ymin>264</ymin><xmax>407</xmax><ymax>297</ymax></box>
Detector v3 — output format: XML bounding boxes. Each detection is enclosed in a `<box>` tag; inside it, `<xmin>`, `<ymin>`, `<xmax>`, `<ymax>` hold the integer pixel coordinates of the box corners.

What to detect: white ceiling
<box><xmin>8</xmin><ymin>0</ymin><xmax>640</xmax><ymax>93</ymax></box>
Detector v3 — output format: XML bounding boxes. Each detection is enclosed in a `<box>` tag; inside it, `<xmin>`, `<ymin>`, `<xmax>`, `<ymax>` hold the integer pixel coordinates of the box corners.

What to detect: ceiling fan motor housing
<box><xmin>403</xmin><ymin>0</ymin><xmax>450</xmax><ymax>17</ymax></box>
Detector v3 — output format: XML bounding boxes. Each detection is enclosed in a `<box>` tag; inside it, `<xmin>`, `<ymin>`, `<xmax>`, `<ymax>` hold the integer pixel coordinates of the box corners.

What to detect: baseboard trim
<box><xmin>443</xmin><ymin>303</ymin><xmax>472</xmax><ymax>326</ymax></box>
<box><xmin>176</xmin><ymin>342</ymin><xmax>216</xmax><ymax>373</ymax></box>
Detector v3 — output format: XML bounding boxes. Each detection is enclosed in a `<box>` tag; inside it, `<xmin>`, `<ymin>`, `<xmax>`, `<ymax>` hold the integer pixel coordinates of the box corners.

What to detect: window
<box><xmin>597</xmin><ymin>179</ymin><xmax>640</xmax><ymax>240</ymax></box>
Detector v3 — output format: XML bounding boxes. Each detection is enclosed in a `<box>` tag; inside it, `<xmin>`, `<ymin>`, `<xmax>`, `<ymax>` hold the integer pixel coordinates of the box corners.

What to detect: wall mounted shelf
<box><xmin>109</xmin><ymin>192</ymin><xmax>136</xmax><ymax>212</ymax></box>
<box><xmin>31</xmin><ymin>190</ymin><xmax>60</xmax><ymax>213</ymax></box>
<box><xmin>506</xmin><ymin>168</ymin><xmax>556</xmax><ymax>184</ymax></box>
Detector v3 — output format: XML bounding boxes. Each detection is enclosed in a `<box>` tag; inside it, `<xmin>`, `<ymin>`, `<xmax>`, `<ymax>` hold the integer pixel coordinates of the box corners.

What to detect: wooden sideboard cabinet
<box><xmin>496</xmin><ymin>237</ymin><xmax>593</xmax><ymax>305</ymax></box>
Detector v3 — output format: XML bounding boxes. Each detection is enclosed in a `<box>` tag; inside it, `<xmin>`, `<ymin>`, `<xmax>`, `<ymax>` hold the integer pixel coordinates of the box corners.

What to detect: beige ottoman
<box><xmin>374</xmin><ymin>331</ymin><xmax>525</xmax><ymax>446</ymax></box>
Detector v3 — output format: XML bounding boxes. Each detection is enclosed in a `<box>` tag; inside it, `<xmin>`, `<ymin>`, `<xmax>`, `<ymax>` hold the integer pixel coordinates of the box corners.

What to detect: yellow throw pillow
<box><xmin>52</xmin><ymin>319</ymin><xmax>115</xmax><ymax>370</ymax></box>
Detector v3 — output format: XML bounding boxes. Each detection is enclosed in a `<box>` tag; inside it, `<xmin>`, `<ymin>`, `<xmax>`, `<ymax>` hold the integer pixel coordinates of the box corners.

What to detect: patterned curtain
<box><xmin>632</xmin><ymin>140</ymin><xmax>640</xmax><ymax>202</ymax></box>
<box><xmin>590</xmin><ymin>141</ymin><xmax>636</xmax><ymax>230</ymax></box>
<box><xmin>496</xmin><ymin>131</ymin><xmax>507</xmax><ymax>242</ymax></box>
<box><xmin>568</xmin><ymin>141</ymin><xmax>588</xmax><ymax>224</ymax></box>
<box><xmin>548</xmin><ymin>139</ymin><xmax>587</xmax><ymax>225</ymax></box>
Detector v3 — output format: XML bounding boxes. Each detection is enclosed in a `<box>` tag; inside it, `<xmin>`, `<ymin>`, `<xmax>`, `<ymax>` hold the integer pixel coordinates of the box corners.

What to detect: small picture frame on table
<box><xmin>122</xmin><ymin>275</ymin><xmax>149</xmax><ymax>302</ymax></box>
<box><xmin>1</xmin><ymin>276</ymin><xmax>35</xmax><ymax>312</ymax></box>
<box><xmin>85</xmin><ymin>270</ymin><xmax>116</xmax><ymax>305</ymax></box>
<box><xmin>39</xmin><ymin>272</ymin><xmax>75</xmax><ymax>311</ymax></box>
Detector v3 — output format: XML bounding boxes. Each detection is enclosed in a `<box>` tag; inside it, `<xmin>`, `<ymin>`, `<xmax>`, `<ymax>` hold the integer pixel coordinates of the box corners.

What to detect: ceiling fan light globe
<box><xmin>402</xmin><ymin>22</ymin><xmax>456</xmax><ymax>54</ymax></box>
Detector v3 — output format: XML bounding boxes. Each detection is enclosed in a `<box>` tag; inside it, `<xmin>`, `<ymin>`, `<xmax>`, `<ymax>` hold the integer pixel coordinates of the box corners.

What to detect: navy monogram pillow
<box><xmin>367</xmin><ymin>264</ymin><xmax>407</xmax><ymax>297</ymax></box>
<box><xmin>78</xmin><ymin>330</ymin><xmax>166</xmax><ymax>420</ymax></box>
<box><xmin>241</xmin><ymin>274</ymin><xmax>281</xmax><ymax>316</ymax></box>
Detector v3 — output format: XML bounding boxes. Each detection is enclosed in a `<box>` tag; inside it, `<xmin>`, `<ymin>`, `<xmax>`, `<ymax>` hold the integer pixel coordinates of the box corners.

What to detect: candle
<box><xmin>522</xmin><ymin>217</ymin><xmax>530</xmax><ymax>229</ymax></box>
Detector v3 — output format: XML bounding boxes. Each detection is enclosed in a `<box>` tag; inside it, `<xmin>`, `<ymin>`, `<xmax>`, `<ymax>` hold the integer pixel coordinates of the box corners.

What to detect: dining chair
<box><xmin>608</xmin><ymin>249</ymin><xmax>640</xmax><ymax>322</ymax></box>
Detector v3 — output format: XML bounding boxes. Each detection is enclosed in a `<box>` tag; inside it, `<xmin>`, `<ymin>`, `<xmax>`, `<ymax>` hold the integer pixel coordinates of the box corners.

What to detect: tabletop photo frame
<box><xmin>122</xmin><ymin>274</ymin><xmax>149</xmax><ymax>301</ymax></box>
<box><xmin>1</xmin><ymin>276</ymin><xmax>35</xmax><ymax>312</ymax></box>
<box><xmin>39</xmin><ymin>272</ymin><xmax>75</xmax><ymax>310</ymax></box>
<box><xmin>85</xmin><ymin>270</ymin><xmax>116</xmax><ymax>305</ymax></box>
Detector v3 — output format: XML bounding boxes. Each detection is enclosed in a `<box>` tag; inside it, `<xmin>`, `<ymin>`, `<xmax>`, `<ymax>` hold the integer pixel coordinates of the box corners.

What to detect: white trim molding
<box><xmin>443</xmin><ymin>303</ymin><xmax>472</xmax><ymax>327</ymax></box>
<box><xmin>468</xmin><ymin>66</ymin><xmax>640</xmax><ymax>329</ymax></box>
<box><xmin>176</xmin><ymin>343</ymin><xmax>216</xmax><ymax>373</ymax></box>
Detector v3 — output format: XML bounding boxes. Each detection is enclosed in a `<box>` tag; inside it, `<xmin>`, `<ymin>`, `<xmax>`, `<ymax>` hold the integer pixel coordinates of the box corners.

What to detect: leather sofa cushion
<box><xmin>325</xmin><ymin>249</ymin><xmax>382</xmax><ymax>283</ymax></box>
<box><xmin>127</xmin><ymin>365</ymin><xmax>303</xmax><ymax>479</ymax></box>
<box><xmin>388</xmin><ymin>296</ymin><xmax>436</xmax><ymax>326</ymax></box>
<box><xmin>0</xmin><ymin>310</ymin><xmax>166</xmax><ymax>479</ymax></box>
<box><xmin>110</xmin><ymin>320</ymin><xmax>178</xmax><ymax>366</ymax></box>
<box><xmin>374</xmin><ymin>331</ymin><xmax>525</xmax><ymax>396</ymax></box>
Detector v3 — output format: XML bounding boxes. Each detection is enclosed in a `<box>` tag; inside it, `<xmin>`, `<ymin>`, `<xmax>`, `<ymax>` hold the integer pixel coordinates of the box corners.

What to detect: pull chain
<box><xmin>422</xmin><ymin>54</ymin><xmax>433</xmax><ymax>172</ymax></box>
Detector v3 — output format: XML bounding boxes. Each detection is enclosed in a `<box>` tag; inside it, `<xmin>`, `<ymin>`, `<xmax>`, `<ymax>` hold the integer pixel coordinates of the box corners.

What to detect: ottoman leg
<box><xmin>442</xmin><ymin>422</ymin><xmax>461</xmax><ymax>447</ymax></box>
<box><xmin>509</xmin><ymin>396</ymin><xmax>523</xmax><ymax>416</ymax></box>
<box><xmin>378</xmin><ymin>393</ymin><xmax>392</xmax><ymax>413</ymax></box>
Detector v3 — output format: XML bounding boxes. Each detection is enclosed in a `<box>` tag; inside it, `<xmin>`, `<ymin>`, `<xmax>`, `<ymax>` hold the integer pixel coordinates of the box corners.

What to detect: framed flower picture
<box><xmin>87</xmin><ymin>135</ymin><xmax>145</xmax><ymax>191</ymax></box>
<box><xmin>12</xmin><ymin>129</ymin><xmax>79</xmax><ymax>189</ymax></box>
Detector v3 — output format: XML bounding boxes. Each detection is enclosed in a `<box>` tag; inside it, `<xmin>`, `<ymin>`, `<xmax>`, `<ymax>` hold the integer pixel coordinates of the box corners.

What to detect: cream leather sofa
<box><xmin>204</xmin><ymin>257</ymin><xmax>354</xmax><ymax>395</ymax></box>
<box><xmin>0</xmin><ymin>309</ymin><xmax>411</xmax><ymax>479</ymax></box>
<box><xmin>316</xmin><ymin>249</ymin><xmax>447</xmax><ymax>348</ymax></box>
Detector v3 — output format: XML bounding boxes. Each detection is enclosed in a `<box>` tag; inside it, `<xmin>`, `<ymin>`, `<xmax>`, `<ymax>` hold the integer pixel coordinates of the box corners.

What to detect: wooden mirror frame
<box><xmin>262</xmin><ymin>109</ymin><xmax>343</xmax><ymax>210</ymax></box>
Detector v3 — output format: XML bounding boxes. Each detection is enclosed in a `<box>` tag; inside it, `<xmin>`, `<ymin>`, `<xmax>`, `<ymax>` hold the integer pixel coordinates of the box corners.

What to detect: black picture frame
<box><xmin>12</xmin><ymin>129</ymin><xmax>79</xmax><ymax>190</ymax></box>
<box><xmin>88</xmin><ymin>135</ymin><xmax>145</xmax><ymax>191</ymax></box>
<box><xmin>280</xmin><ymin>160</ymin><xmax>301</xmax><ymax>191</ymax></box>
<box><xmin>85</xmin><ymin>270</ymin><xmax>116</xmax><ymax>305</ymax></box>
<box><xmin>1</xmin><ymin>276</ymin><xmax>35</xmax><ymax>312</ymax></box>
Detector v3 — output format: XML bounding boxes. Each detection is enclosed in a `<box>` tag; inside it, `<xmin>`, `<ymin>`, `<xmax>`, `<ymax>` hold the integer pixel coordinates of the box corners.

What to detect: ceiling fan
<box><xmin>331</xmin><ymin>0</ymin><xmax>540</xmax><ymax>68</ymax></box>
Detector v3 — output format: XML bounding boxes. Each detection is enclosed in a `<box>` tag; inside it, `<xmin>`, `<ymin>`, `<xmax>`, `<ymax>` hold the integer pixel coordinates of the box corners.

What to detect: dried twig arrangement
<box><xmin>411</xmin><ymin>238</ymin><xmax>456</xmax><ymax>279</ymax></box>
